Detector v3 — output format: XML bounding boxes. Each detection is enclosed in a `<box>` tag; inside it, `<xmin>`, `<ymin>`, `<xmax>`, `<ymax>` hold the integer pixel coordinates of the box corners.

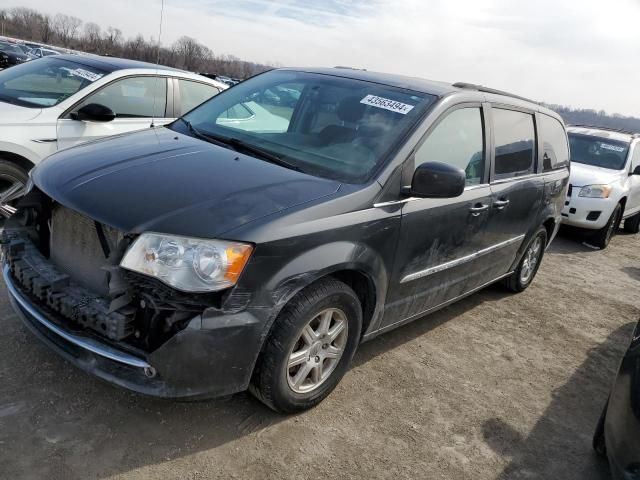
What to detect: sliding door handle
<box><xmin>494</xmin><ymin>199</ymin><xmax>510</xmax><ymax>210</ymax></box>
<box><xmin>469</xmin><ymin>204</ymin><xmax>489</xmax><ymax>216</ymax></box>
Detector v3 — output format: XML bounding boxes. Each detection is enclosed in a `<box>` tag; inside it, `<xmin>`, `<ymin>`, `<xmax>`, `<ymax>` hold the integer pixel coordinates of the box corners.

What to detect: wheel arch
<box><xmin>255</xmin><ymin>241</ymin><xmax>389</xmax><ymax>351</ymax></box>
<box><xmin>0</xmin><ymin>151</ymin><xmax>36</xmax><ymax>173</ymax></box>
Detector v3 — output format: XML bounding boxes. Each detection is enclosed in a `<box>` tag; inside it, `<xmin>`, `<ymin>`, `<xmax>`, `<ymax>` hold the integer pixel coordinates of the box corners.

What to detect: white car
<box><xmin>562</xmin><ymin>126</ymin><xmax>640</xmax><ymax>249</ymax></box>
<box><xmin>0</xmin><ymin>54</ymin><xmax>227</xmax><ymax>217</ymax></box>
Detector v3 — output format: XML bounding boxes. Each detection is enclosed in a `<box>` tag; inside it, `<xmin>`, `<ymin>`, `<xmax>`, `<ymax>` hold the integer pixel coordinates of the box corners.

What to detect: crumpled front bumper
<box><xmin>4</xmin><ymin>262</ymin><xmax>266</xmax><ymax>399</ymax></box>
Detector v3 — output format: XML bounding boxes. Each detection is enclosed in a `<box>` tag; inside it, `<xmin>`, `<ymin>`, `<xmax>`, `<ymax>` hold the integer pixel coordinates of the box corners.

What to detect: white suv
<box><xmin>562</xmin><ymin>126</ymin><xmax>640</xmax><ymax>248</ymax></box>
<box><xmin>0</xmin><ymin>54</ymin><xmax>227</xmax><ymax>217</ymax></box>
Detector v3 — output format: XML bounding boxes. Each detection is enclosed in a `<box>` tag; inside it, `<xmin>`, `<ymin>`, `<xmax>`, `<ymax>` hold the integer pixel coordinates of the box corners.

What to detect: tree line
<box><xmin>1</xmin><ymin>7</ymin><xmax>640</xmax><ymax>130</ymax></box>
<box><xmin>0</xmin><ymin>7</ymin><xmax>274</xmax><ymax>79</ymax></box>
<box><xmin>544</xmin><ymin>104</ymin><xmax>640</xmax><ymax>134</ymax></box>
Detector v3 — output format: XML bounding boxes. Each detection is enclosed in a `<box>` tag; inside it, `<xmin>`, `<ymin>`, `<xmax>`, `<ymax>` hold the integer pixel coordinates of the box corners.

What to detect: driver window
<box><xmin>75</xmin><ymin>76</ymin><xmax>167</xmax><ymax>118</ymax></box>
<box><xmin>414</xmin><ymin>107</ymin><xmax>485</xmax><ymax>186</ymax></box>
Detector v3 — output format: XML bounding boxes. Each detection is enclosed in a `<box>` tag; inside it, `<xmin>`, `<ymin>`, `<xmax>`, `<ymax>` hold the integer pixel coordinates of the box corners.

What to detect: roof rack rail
<box><xmin>568</xmin><ymin>124</ymin><xmax>640</xmax><ymax>136</ymax></box>
<box><xmin>452</xmin><ymin>82</ymin><xmax>539</xmax><ymax>105</ymax></box>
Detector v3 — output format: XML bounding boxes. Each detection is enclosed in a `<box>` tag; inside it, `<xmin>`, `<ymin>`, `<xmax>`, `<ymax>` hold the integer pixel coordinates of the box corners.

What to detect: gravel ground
<box><xmin>0</xmin><ymin>228</ymin><xmax>638</xmax><ymax>480</ymax></box>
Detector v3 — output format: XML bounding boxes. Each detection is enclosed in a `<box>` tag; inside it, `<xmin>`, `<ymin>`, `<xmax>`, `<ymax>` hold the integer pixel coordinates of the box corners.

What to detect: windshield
<box><xmin>174</xmin><ymin>70</ymin><xmax>436</xmax><ymax>183</ymax></box>
<box><xmin>569</xmin><ymin>133</ymin><xmax>630</xmax><ymax>170</ymax></box>
<box><xmin>0</xmin><ymin>57</ymin><xmax>107</xmax><ymax>108</ymax></box>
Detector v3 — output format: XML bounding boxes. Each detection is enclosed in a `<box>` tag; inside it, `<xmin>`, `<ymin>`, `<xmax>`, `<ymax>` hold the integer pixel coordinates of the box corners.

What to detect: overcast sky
<box><xmin>16</xmin><ymin>0</ymin><xmax>640</xmax><ymax>116</ymax></box>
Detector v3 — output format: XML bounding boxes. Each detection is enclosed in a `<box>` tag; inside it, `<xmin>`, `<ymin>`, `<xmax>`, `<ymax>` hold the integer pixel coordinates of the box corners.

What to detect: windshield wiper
<box><xmin>178</xmin><ymin>118</ymin><xmax>303</xmax><ymax>173</ymax></box>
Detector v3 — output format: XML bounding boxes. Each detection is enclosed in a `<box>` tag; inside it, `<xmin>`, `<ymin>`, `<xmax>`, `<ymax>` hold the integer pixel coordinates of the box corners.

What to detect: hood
<box><xmin>32</xmin><ymin>127</ymin><xmax>341</xmax><ymax>238</ymax></box>
<box><xmin>569</xmin><ymin>161</ymin><xmax>626</xmax><ymax>187</ymax></box>
<box><xmin>0</xmin><ymin>101</ymin><xmax>42</xmax><ymax>123</ymax></box>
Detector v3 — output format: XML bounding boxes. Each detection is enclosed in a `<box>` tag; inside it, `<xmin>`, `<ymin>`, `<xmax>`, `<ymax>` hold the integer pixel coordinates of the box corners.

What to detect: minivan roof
<box><xmin>281</xmin><ymin>67</ymin><xmax>556</xmax><ymax>117</ymax></box>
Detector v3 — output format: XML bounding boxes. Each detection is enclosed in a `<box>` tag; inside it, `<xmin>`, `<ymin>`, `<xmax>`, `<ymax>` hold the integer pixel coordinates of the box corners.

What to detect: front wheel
<box><xmin>591</xmin><ymin>203</ymin><xmax>622</xmax><ymax>249</ymax></box>
<box><xmin>504</xmin><ymin>227</ymin><xmax>547</xmax><ymax>292</ymax></box>
<box><xmin>250</xmin><ymin>278</ymin><xmax>362</xmax><ymax>413</ymax></box>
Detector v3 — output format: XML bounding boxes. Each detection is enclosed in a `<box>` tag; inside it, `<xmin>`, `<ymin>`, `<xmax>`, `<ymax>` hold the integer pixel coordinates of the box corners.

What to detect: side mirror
<box><xmin>71</xmin><ymin>103</ymin><xmax>116</xmax><ymax>122</ymax></box>
<box><xmin>632</xmin><ymin>165</ymin><xmax>640</xmax><ymax>176</ymax></box>
<box><xmin>408</xmin><ymin>161</ymin><xmax>466</xmax><ymax>198</ymax></box>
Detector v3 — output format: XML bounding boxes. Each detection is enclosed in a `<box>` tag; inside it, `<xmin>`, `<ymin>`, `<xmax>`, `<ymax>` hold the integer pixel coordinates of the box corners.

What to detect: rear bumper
<box><xmin>4</xmin><ymin>263</ymin><xmax>265</xmax><ymax>399</ymax></box>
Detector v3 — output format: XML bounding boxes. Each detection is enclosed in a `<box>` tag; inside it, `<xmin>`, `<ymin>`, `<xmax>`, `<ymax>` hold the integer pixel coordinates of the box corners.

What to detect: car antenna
<box><xmin>151</xmin><ymin>0</ymin><xmax>165</xmax><ymax>128</ymax></box>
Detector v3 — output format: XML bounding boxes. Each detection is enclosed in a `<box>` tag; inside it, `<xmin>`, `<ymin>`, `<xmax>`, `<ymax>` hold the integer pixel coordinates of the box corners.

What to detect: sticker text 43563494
<box><xmin>360</xmin><ymin>95</ymin><xmax>415</xmax><ymax>115</ymax></box>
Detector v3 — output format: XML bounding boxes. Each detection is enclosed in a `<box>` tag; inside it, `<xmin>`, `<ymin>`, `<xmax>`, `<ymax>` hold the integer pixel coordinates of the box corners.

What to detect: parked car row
<box><xmin>0</xmin><ymin>58</ymin><xmax>636</xmax><ymax>478</ymax></box>
<box><xmin>0</xmin><ymin>39</ymin><xmax>63</xmax><ymax>68</ymax></box>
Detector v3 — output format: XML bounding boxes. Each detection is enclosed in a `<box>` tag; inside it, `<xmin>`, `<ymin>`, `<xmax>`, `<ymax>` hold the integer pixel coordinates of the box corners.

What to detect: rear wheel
<box><xmin>624</xmin><ymin>212</ymin><xmax>640</xmax><ymax>234</ymax></box>
<box><xmin>504</xmin><ymin>226</ymin><xmax>547</xmax><ymax>292</ymax></box>
<box><xmin>0</xmin><ymin>160</ymin><xmax>28</xmax><ymax>219</ymax></box>
<box><xmin>591</xmin><ymin>203</ymin><xmax>622</xmax><ymax>249</ymax></box>
<box><xmin>250</xmin><ymin>278</ymin><xmax>362</xmax><ymax>413</ymax></box>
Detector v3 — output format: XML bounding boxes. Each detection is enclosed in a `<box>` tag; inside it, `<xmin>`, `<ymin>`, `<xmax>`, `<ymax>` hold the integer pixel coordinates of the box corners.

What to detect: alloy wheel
<box><xmin>0</xmin><ymin>175</ymin><xmax>26</xmax><ymax>219</ymax></box>
<box><xmin>286</xmin><ymin>308</ymin><xmax>349</xmax><ymax>394</ymax></box>
<box><xmin>520</xmin><ymin>235</ymin><xmax>543</xmax><ymax>284</ymax></box>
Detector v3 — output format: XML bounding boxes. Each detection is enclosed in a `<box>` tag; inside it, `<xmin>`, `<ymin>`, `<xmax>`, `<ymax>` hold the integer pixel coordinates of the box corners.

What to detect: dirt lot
<box><xmin>1</xmin><ymin>228</ymin><xmax>638</xmax><ymax>480</ymax></box>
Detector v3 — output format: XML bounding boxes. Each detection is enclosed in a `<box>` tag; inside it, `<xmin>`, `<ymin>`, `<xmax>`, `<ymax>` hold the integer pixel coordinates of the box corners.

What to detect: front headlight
<box><xmin>120</xmin><ymin>233</ymin><xmax>253</xmax><ymax>292</ymax></box>
<box><xmin>578</xmin><ymin>184</ymin><xmax>612</xmax><ymax>198</ymax></box>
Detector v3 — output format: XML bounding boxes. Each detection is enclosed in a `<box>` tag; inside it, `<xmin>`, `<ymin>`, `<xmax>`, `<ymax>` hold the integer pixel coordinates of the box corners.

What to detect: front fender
<box><xmin>266</xmin><ymin>241</ymin><xmax>388</xmax><ymax>323</ymax></box>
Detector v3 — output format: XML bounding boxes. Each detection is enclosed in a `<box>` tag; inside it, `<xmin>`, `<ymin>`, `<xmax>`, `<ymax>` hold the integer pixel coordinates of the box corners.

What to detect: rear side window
<box><xmin>414</xmin><ymin>107</ymin><xmax>485</xmax><ymax>186</ymax></box>
<box><xmin>492</xmin><ymin>108</ymin><xmax>535</xmax><ymax>179</ymax></box>
<box><xmin>539</xmin><ymin>115</ymin><xmax>569</xmax><ymax>171</ymax></box>
<box><xmin>178</xmin><ymin>79</ymin><xmax>220</xmax><ymax>114</ymax></box>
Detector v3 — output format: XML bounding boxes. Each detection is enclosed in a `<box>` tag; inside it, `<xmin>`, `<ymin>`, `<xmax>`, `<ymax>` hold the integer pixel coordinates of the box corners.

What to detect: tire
<box><xmin>591</xmin><ymin>203</ymin><xmax>622</xmax><ymax>250</ymax></box>
<box><xmin>249</xmin><ymin>277</ymin><xmax>362</xmax><ymax>413</ymax></box>
<box><xmin>504</xmin><ymin>226</ymin><xmax>547</xmax><ymax>293</ymax></box>
<box><xmin>624</xmin><ymin>211</ymin><xmax>640</xmax><ymax>234</ymax></box>
<box><xmin>0</xmin><ymin>160</ymin><xmax>29</xmax><ymax>219</ymax></box>
<box><xmin>593</xmin><ymin>400</ymin><xmax>608</xmax><ymax>456</ymax></box>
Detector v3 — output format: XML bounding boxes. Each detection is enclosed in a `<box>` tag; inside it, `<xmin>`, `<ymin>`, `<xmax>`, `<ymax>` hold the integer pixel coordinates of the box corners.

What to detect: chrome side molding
<box><xmin>3</xmin><ymin>265</ymin><xmax>151</xmax><ymax>369</ymax></box>
<box><xmin>400</xmin><ymin>234</ymin><xmax>525</xmax><ymax>283</ymax></box>
<box><xmin>373</xmin><ymin>197</ymin><xmax>419</xmax><ymax>208</ymax></box>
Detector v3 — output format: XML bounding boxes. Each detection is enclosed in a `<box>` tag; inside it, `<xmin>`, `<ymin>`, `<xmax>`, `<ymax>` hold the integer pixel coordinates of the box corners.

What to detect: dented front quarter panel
<box><xmin>225</xmin><ymin>181</ymin><xmax>399</xmax><ymax>344</ymax></box>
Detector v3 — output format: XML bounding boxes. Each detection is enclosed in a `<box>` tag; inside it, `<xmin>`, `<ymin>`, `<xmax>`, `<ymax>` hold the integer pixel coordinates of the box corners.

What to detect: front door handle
<box><xmin>469</xmin><ymin>203</ymin><xmax>489</xmax><ymax>216</ymax></box>
<box><xmin>494</xmin><ymin>199</ymin><xmax>510</xmax><ymax>210</ymax></box>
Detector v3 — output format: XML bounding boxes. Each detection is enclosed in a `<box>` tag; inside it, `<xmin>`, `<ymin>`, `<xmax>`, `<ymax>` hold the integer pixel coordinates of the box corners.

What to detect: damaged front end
<box><xmin>2</xmin><ymin>190</ymin><xmax>265</xmax><ymax>398</ymax></box>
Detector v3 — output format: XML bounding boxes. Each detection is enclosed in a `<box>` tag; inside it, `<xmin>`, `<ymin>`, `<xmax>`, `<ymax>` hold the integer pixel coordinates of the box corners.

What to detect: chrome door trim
<box><xmin>400</xmin><ymin>234</ymin><xmax>525</xmax><ymax>283</ymax></box>
<box><xmin>373</xmin><ymin>197</ymin><xmax>419</xmax><ymax>208</ymax></box>
<box><xmin>3</xmin><ymin>265</ymin><xmax>151</xmax><ymax>369</ymax></box>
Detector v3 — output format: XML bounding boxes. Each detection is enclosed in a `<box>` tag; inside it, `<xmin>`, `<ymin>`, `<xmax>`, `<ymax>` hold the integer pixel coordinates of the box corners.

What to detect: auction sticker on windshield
<box><xmin>600</xmin><ymin>143</ymin><xmax>626</xmax><ymax>152</ymax></box>
<box><xmin>360</xmin><ymin>95</ymin><xmax>415</xmax><ymax>114</ymax></box>
<box><xmin>70</xmin><ymin>68</ymin><xmax>104</xmax><ymax>82</ymax></box>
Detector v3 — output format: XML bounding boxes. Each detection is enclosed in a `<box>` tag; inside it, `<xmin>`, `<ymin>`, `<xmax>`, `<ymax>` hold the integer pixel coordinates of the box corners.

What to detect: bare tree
<box><xmin>104</xmin><ymin>26</ymin><xmax>123</xmax><ymax>54</ymax></box>
<box><xmin>39</xmin><ymin>14</ymin><xmax>53</xmax><ymax>43</ymax></box>
<box><xmin>83</xmin><ymin>22</ymin><xmax>101</xmax><ymax>52</ymax></box>
<box><xmin>53</xmin><ymin>13</ymin><xmax>82</xmax><ymax>47</ymax></box>
<box><xmin>173</xmin><ymin>35</ymin><xmax>206</xmax><ymax>71</ymax></box>
<box><xmin>0</xmin><ymin>6</ymin><xmax>273</xmax><ymax>79</ymax></box>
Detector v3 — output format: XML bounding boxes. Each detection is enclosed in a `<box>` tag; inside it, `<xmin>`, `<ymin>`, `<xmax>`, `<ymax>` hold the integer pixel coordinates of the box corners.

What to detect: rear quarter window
<box><xmin>539</xmin><ymin>114</ymin><xmax>569</xmax><ymax>172</ymax></box>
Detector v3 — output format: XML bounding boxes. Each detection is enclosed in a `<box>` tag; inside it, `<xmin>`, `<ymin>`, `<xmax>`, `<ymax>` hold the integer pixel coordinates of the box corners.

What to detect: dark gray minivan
<box><xmin>2</xmin><ymin>68</ymin><xmax>569</xmax><ymax>412</ymax></box>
